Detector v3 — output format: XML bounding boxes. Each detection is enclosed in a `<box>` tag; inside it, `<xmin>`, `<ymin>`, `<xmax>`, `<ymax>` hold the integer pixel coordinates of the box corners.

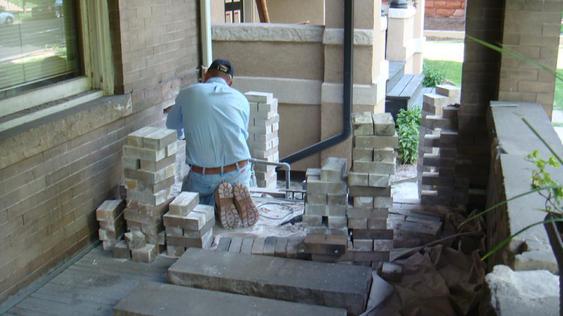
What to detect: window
<box><xmin>0</xmin><ymin>0</ymin><xmax>81</xmax><ymax>100</ymax></box>
<box><xmin>225</xmin><ymin>0</ymin><xmax>243</xmax><ymax>23</ymax></box>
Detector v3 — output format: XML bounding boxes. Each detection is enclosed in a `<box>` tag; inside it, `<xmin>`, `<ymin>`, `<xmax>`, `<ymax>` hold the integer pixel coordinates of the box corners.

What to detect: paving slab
<box><xmin>114</xmin><ymin>282</ymin><xmax>346</xmax><ymax>316</ymax></box>
<box><xmin>168</xmin><ymin>248</ymin><xmax>372</xmax><ymax>315</ymax></box>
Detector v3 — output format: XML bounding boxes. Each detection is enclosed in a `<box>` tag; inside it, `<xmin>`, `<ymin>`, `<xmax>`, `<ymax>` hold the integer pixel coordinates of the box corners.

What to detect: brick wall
<box><xmin>425</xmin><ymin>0</ymin><xmax>465</xmax><ymax>18</ymax></box>
<box><xmin>458</xmin><ymin>0</ymin><xmax>505</xmax><ymax>208</ymax></box>
<box><xmin>0</xmin><ymin>0</ymin><xmax>200</xmax><ymax>301</ymax></box>
<box><xmin>498</xmin><ymin>0</ymin><xmax>562</xmax><ymax>117</ymax></box>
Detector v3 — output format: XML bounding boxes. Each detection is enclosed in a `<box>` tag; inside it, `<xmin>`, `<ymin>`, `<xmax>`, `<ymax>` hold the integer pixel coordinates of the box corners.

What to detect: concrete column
<box><xmin>386</xmin><ymin>5</ymin><xmax>416</xmax><ymax>73</ymax></box>
<box><xmin>320</xmin><ymin>0</ymin><xmax>389</xmax><ymax>164</ymax></box>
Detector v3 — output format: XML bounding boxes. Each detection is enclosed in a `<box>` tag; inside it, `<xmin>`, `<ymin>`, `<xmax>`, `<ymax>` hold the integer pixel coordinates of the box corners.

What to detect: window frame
<box><xmin>0</xmin><ymin>0</ymin><xmax>114</xmax><ymax>119</ymax></box>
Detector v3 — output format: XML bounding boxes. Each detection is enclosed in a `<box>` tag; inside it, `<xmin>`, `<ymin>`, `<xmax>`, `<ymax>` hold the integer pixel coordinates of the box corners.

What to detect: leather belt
<box><xmin>189</xmin><ymin>160</ymin><xmax>248</xmax><ymax>175</ymax></box>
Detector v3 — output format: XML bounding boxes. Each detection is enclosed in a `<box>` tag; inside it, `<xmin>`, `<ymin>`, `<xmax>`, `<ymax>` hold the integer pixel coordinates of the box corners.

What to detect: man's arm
<box><xmin>165</xmin><ymin>98</ymin><xmax>185</xmax><ymax>139</ymax></box>
<box><xmin>241</xmin><ymin>96</ymin><xmax>250</xmax><ymax>140</ymax></box>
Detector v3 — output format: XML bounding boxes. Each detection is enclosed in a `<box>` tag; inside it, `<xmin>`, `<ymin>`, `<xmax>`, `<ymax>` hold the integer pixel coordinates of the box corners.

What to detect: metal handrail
<box><xmin>249</xmin><ymin>158</ymin><xmax>291</xmax><ymax>197</ymax></box>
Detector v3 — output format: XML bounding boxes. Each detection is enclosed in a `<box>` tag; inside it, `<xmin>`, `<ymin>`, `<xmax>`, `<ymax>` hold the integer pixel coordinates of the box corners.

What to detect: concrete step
<box><xmin>168</xmin><ymin>248</ymin><xmax>373</xmax><ymax>315</ymax></box>
<box><xmin>114</xmin><ymin>281</ymin><xmax>347</xmax><ymax>316</ymax></box>
<box><xmin>387</xmin><ymin>61</ymin><xmax>405</xmax><ymax>93</ymax></box>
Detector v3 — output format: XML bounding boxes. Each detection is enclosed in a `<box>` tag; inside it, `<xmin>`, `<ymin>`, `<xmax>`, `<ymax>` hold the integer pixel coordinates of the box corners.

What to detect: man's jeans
<box><xmin>181</xmin><ymin>164</ymin><xmax>252</xmax><ymax>206</ymax></box>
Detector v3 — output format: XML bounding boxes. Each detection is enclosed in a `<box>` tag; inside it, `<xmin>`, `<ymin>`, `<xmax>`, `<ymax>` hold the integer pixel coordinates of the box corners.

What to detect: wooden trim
<box><xmin>0</xmin><ymin>77</ymin><xmax>91</xmax><ymax>118</ymax></box>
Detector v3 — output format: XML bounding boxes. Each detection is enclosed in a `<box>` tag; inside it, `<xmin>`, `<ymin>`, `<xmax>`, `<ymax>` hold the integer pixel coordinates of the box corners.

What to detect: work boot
<box><xmin>233</xmin><ymin>183</ymin><xmax>259</xmax><ymax>227</ymax></box>
<box><xmin>214</xmin><ymin>182</ymin><xmax>241</xmax><ymax>229</ymax></box>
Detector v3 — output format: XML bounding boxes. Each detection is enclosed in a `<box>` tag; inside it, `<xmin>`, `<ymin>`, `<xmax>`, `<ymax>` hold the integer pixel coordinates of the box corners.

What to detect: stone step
<box><xmin>114</xmin><ymin>281</ymin><xmax>346</xmax><ymax>316</ymax></box>
<box><xmin>168</xmin><ymin>248</ymin><xmax>372</xmax><ymax>315</ymax></box>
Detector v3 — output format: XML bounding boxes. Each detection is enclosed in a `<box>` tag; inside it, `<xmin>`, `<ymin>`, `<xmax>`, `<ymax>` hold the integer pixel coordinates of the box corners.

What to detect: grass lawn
<box><xmin>423</xmin><ymin>59</ymin><xmax>462</xmax><ymax>86</ymax></box>
<box><xmin>555</xmin><ymin>69</ymin><xmax>563</xmax><ymax>111</ymax></box>
<box><xmin>424</xmin><ymin>60</ymin><xmax>562</xmax><ymax>111</ymax></box>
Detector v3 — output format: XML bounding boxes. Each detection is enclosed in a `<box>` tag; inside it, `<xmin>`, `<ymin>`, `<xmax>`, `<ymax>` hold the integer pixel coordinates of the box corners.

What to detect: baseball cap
<box><xmin>208</xmin><ymin>59</ymin><xmax>234</xmax><ymax>76</ymax></box>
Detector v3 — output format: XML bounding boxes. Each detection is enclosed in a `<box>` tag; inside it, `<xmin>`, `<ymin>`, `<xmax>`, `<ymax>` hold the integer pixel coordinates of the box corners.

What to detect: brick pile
<box><xmin>418</xmin><ymin>84</ymin><xmax>467</xmax><ymax>209</ymax></box>
<box><xmin>96</xmin><ymin>200</ymin><xmax>126</xmax><ymax>251</ymax></box>
<box><xmin>303</xmin><ymin>157</ymin><xmax>349</xmax><ymax>262</ymax></box>
<box><xmin>245</xmin><ymin>92</ymin><xmax>280</xmax><ymax>188</ymax></box>
<box><xmin>163</xmin><ymin>192</ymin><xmax>215</xmax><ymax>257</ymax></box>
<box><xmin>346</xmin><ymin>112</ymin><xmax>397</xmax><ymax>267</ymax></box>
<box><xmin>120</xmin><ymin>126</ymin><xmax>178</xmax><ymax>263</ymax></box>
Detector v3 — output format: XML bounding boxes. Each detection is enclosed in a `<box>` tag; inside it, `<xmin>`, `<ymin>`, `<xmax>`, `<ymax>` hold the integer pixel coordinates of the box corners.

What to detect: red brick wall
<box><xmin>425</xmin><ymin>0</ymin><xmax>465</xmax><ymax>18</ymax></box>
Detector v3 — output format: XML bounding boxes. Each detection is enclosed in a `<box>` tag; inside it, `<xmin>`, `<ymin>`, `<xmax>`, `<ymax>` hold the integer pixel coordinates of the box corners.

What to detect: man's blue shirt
<box><xmin>166</xmin><ymin>77</ymin><xmax>251</xmax><ymax>168</ymax></box>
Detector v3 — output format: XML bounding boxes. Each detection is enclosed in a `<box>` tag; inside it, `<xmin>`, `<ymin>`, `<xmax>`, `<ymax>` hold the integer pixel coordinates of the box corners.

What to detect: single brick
<box><xmin>131</xmin><ymin>244</ymin><xmax>158</xmax><ymax>263</ymax></box>
<box><xmin>352</xmin><ymin>112</ymin><xmax>374</xmax><ymax>136</ymax></box>
<box><xmin>169</xmin><ymin>192</ymin><xmax>200</xmax><ymax>216</ymax></box>
<box><xmin>372</xmin><ymin>113</ymin><xmax>395</xmax><ymax>136</ymax></box>
<box><xmin>348</xmin><ymin>172</ymin><xmax>369</xmax><ymax>186</ymax></box>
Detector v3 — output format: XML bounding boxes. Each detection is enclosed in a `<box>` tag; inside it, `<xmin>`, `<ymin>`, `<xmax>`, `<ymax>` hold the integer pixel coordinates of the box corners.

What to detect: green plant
<box><xmin>423</xmin><ymin>63</ymin><xmax>446</xmax><ymax>87</ymax></box>
<box><xmin>396</xmin><ymin>108</ymin><xmax>421</xmax><ymax>164</ymax></box>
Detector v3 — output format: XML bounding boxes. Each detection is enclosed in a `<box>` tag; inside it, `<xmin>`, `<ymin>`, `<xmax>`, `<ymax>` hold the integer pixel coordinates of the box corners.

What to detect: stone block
<box><xmin>241</xmin><ymin>238</ymin><xmax>255</xmax><ymax>254</ymax></box>
<box><xmin>372</xmin><ymin>113</ymin><xmax>395</xmax><ymax>136</ymax></box>
<box><xmin>367</xmin><ymin>218</ymin><xmax>388</xmax><ymax>230</ymax></box>
<box><xmin>305</xmin><ymin>203</ymin><xmax>328</xmax><ymax>216</ymax></box>
<box><xmin>303</xmin><ymin>215</ymin><xmax>323</xmax><ymax>226</ymax></box>
<box><xmin>435</xmin><ymin>84</ymin><xmax>461</xmax><ymax>100</ymax></box>
<box><xmin>353</xmin><ymin>239</ymin><xmax>373</xmax><ymax>251</ymax></box>
<box><xmin>373</xmin><ymin>148</ymin><xmax>396</xmax><ymax>162</ymax></box>
<box><xmin>167</xmin><ymin>230</ymin><xmax>213</xmax><ymax>249</ymax></box>
<box><xmin>352</xmin><ymin>112</ymin><xmax>374</xmax><ymax>136</ymax></box>
<box><xmin>163</xmin><ymin>210</ymin><xmax>207</xmax><ymax>231</ymax></box>
<box><xmin>127</xmin><ymin>127</ymin><xmax>158</xmax><ymax>147</ymax></box>
<box><xmin>228</xmin><ymin>237</ymin><xmax>243</xmax><ymax>253</ymax></box>
<box><xmin>99</xmin><ymin>213</ymin><xmax>125</xmax><ymax>233</ymax></box>
<box><xmin>139</xmin><ymin>155</ymin><xmax>176</xmax><ymax>172</ymax></box>
<box><xmin>347</xmin><ymin>207</ymin><xmax>389</xmax><ymax>219</ymax></box>
<box><xmin>353</xmin><ymin>161</ymin><xmax>396</xmax><ymax>175</ymax></box>
<box><xmin>166</xmin><ymin>226</ymin><xmax>183</xmax><ymax>237</ymax></box>
<box><xmin>304</xmin><ymin>234</ymin><xmax>347</xmax><ymax>256</ymax></box>
<box><xmin>368</xmin><ymin>174</ymin><xmax>391</xmax><ymax>187</ymax></box>
<box><xmin>327</xmin><ymin>204</ymin><xmax>347</xmax><ymax>217</ymax></box>
<box><xmin>373</xmin><ymin>240</ymin><xmax>394</xmax><ymax>251</ymax></box>
<box><xmin>126</xmin><ymin>200</ymin><xmax>171</xmax><ymax>218</ymax></box>
<box><xmin>167</xmin><ymin>245</ymin><xmax>185</xmax><ymax>257</ymax></box>
<box><xmin>354</xmin><ymin>134</ymin><xmax>398</xmax><ymax>149</ymax></box>
<box><xmin>327</xmin><ymin>192</ymin><xmax>347</xmax><ymax>206</ymax></box>
<box><xmin>348</xmin><ymin>218</ymin><xmax>368</xmax><ymax>229</ymax></box>
<box><xmin>169</xmin><ymin>192</ymin><xmax>199</xmax><ymax>216</ymax></box>
<box><xmin>353</xmin><ymin>196</ymin><xmax>373</xmax><ymax>208</ymax></box>
<box><xmin>114</xmin><ymin>282</ymin><xmax>347</xmax><ymax>316</ymax></box>
<box><xmin>112</xmin><ymin>241</ymin><xmax>131</xmax><ymax>259</ymax></box>
<box><xmin>251</xmin><ymin>237</ymin><xmax>266</xmax><ymax>255</ymax></box>
<box><xmin>263</xmin><ymin>237</ymin><xmax>277</xmax><ymax>256</ymax></box>
<box><xmin>353</xmin><ymin>229</ymin><xmax>393</xmax><ymax>240</ymax></box>
<box><xmin>353</xmin><ymin>147</ymin><xmax>373</xmax><ymax>162</ymax></box>
<box><xmin>131</xmin><ymin>244</ymin><xmax>158</xmax><ymax>263</ymax></box>
<box><xmin>125</xmin><ymin>231</ymin><xmax>146</xmax><ymax>250</ymax></box>
<box><xmin>123</xmin><ymin>145</ymin><xmax>167</xmax><ymax>162</ymax></box>
<box><xmin>373</xmin><ymin>196</ymin><xmax>393</xmax><ymax>208</ymax></box>
<box><xmin>328</xmin><ymin>216</ymin><xmax>347</xmax><ymax>229</ymax></box>
<box><xmin>321</xmin><ymin>157</ymin><xmax>347</xmax><ymax>181</ymax></box>
<box><xmin>348</xmin><ymin>172</ymin><xmax>369</xmax><ymax>186</ymax></box>
<box><xmin>96</xmin><ymin>199</ymin><xmax>125</xmax><ymax>221</ymax></box>
<box><xmin>306</xmin><ymin>168</ymin><xmax>322</xmax><ymax>178</ymax></box>
<box><xmin>275</xmin><ymin>238</ymin><xmax>289</xmax><ymax>257</ymax></box>
<box><xmin>124</xmin><ymin>164</ymin><xmax>176</xmax><ymax>185</ymax></box>
<box><xmin>349</xmin><ymin>186</ymin><xmax>391</xmax><ymax>197</ymax></box>
<box><xmin>245</xmin><ymin>91</ymin><xmax>274</xmax><ymax>104</ymax></box>
<box><xmin>307</xmin><ymin>193</ymin><xmax>327</xmax><ymax>205</ymax></box>
<box><xmin>142</xmin><ymin>129</ymin><xmax>176</xmax><ymax>150</ymax></box>
<box><xmin>123</xmin><ymin>157</ymin><xmax>140</xmax><ymax>170</ymax></box>
<box><xmin>183</xmin><ymin>219</ymin><xmax>214</xmax><ymax>238</ymax></box>
<box><xmin>127</xmin><ymin>188</ymin><xmax>170</xmax><ymax>206</ymax></box>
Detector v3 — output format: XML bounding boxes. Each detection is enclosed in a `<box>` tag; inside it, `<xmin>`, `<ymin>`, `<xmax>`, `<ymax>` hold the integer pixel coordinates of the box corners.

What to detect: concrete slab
<box><xmin>486</xmin><ymin>265</ymin><xmax>559</xmax><ymax>316</ymax></box>
<box><xmin>114</xmin><ymin>282</ymin><xmax>347</xmax><ymax>316</ymax></box>
<box><xmin>168</xmin><ymin>248</ymin><xmax>372</xmax><ymax>315</ymax></box>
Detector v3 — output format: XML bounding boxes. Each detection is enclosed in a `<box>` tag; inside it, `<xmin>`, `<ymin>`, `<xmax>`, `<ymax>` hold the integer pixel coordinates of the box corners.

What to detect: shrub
<box><xmin>396</xmin><ymin>108</ymin><xmax>422</xmax><ymax>165</ymax></box>
<box><xmin>423</xmin><ymin>63</ymin><xmax>446</xmax><ymax>87</ymax></box>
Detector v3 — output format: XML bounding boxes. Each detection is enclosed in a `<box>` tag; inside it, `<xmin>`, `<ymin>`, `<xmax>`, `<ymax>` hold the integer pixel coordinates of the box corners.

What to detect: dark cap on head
<box><xmin>208</xmin><ymin>59</ymin><xmax>234</xmax><ymax>76</ymax></box>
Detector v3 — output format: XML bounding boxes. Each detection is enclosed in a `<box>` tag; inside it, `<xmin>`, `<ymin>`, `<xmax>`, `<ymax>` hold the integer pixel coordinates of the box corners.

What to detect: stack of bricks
<box><xmin>163</xmin><ymin>192</ymin><xmax>215</xmax><ymax>257</ymax></box>
<box><xmin>418</xmin><ymin>84</ymin><xmax>468</xmax><ymax>209</ymax></box>
<box><xmin>346</xmin><ymin>112</ymin><xmax>397</xmax><ymax>268</ymax></box>
<box><xmin>96</xmin><ymin>200</ymin><xmax>126</xmax><ymax>251</ymax></box>
<box><xmin>121</xmin><ymin>126</ymin><xmax>178</xmax><ymax>263</ymax></box>
<box><xmin>245</xmin><ymin>91</ymin><xmax>280</xmax><ymax>188</ymax></box>
<box><xmin>303</xmin><ymin>157</ymin><xmax>349</xmax><ymax>262</ymax></box>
